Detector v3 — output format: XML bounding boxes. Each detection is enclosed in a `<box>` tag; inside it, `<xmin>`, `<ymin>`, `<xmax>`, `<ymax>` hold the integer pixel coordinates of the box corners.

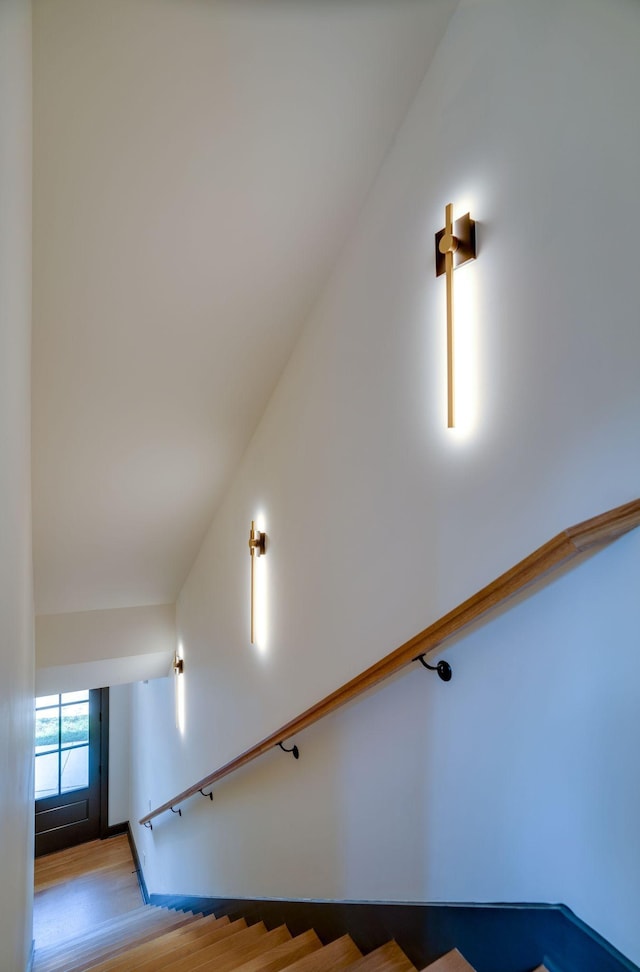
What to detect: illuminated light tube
<box><xmin>173</xmin><ymin>649</ymin><xmax>185</xmax><ymax>734</ymax></box>
<box><xmin>435</xmin><ymin>203</ymin><xmax>477</xmax><ymax>428</ymax></box>
<box><xmin>248</xmin><ymin>519</ymin><xmax>266</xmax><ymax>645</ymax></box>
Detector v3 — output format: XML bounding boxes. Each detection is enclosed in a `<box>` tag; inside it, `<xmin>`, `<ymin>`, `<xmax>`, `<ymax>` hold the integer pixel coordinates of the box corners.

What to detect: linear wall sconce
<box><xmin>172</xmin><ymin>651</ymin><xmax>185</xmax><ymax>733</ymax></box>
<box><xmin>248</xmin><ymin>519</ymin><xmax>266</xmax><ymax>644</ymax></box>
<box><xmin>435</xmin><ymin>203</ymin><xmax>476</xmax><ymax>428</ymax></box>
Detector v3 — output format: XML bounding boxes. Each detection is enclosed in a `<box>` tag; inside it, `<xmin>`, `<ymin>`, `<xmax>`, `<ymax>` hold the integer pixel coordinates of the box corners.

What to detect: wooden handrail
<box><xmin>140</xmin><ymin>498</ymin><xmax>640</xmax><ymax>825</ymax></box>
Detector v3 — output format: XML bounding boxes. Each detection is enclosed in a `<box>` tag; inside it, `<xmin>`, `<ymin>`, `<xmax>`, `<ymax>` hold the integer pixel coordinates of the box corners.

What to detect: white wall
<box><xmin>0</xmin><ymin>1</ymin><xmax>34</xmax><ymax>969</ymax></box>
<box><xmin>108</xmin><ymin>683</ymin><xmax>131</xmax><ymax>827</ymax></box>
<box><xmin>130</xmin><ymin>0</ymin><xmax>640</xmax><ymax>964</ymax></box>
<box><xmin>36</xmin><ymin>603</ymin><xmax>176</xmax><ymax>694</ymax></box>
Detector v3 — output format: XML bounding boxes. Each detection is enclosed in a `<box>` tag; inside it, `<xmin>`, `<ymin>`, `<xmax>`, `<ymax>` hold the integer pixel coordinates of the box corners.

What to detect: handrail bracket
<box><xmin>415</xmin><ymin>654</ymin><xmax>452</xmax><ymax>681</ymax></box>
<box><xmin>277</xmin><ymin>741</ymin><xmax>299</xmax><ymax>759</ymax></box>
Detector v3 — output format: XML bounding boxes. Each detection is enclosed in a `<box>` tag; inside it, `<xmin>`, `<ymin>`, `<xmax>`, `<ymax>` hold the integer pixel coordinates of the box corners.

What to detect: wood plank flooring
<box><xmin>34</xmin><ymin>835</ymin><xmax>143</xmax><ymax>949</ymax></box>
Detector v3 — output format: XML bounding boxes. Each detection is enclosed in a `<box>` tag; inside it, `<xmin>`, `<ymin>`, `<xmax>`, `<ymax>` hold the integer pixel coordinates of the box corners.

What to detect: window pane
<box><xmin>61</xmin><ymin>745</ymin><xmax>88</xmax><ymax>793</ymax></box>
<box><xmin>35</xmin><ymin>751</ymin><xmax>59</xmax><ymax>799</ymax></box>
<box><xmin>61</xmin><ymin>702</ymin><xmax>89</xmax><ymax>748</ymax></box>
<box><xmin>36</xmin><ymin>694</ymin><xmax>59</xmax><ymax>710</ymax></box>
<box><xmin>62</xmin><ymin>690</ymin><xmax>89</xmax><ymax>704</ymax></box>
<box><xmin>36</xmin><ymin>709</ymin><xmax>59</xmax><ymax>752</ymax></box>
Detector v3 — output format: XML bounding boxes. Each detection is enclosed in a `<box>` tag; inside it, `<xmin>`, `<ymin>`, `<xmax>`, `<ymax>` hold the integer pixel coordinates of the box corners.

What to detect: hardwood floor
<box><xmin>34</xmin><ymin>835</ymin><xmax>143</xmax><ymax>948</ymax></box>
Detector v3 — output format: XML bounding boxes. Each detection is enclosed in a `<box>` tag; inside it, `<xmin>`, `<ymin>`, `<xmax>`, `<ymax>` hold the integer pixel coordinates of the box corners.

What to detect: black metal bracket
<box><xmin>143</xmin><ymin>821</ymin><xmax>153</xmax><ymax>830</ymax></box>
<box><xmin>278</xmin><ymin>741</ymin><xmax>299</xmax><ymax>759</ymax></box>
<box><xmin>199</xmin><ymin>788</ymin><xmax>214</xmax><ymax>801</ymax></box>
<box><xmin>415</xmin><ymin>654</ymin><xmax>452</xmax><ymax>681</ymax></box>
<box><xmin>170</xmin><ymin>806</ymin><xmax>182</xmax><ymax>816</ymax></box>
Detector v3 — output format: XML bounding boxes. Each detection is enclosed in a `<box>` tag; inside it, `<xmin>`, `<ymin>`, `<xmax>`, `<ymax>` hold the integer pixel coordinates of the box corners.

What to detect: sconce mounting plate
<box><xmin>249</xmin><ymin>523</ymin><xmax>266</xmax><ymax>557</ymax></box>
<box><xmin>435</xmin><ymin>212</ymin><xmax>476</xmax><ymax>277</ymax></box>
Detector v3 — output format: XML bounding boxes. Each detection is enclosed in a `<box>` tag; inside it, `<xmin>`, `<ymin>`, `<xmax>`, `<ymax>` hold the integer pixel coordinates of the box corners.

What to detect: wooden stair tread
<box><xmin>279</xmin><ymin>934</ymin><xmax>363</xmax><ymax>972</ymax></box>
<box><xmin>91</xmin><ymin>917</ymin><xmax>248</xmax><ymax>972</ymax></box>
<box><xmin>46</xmin><ymin>911</ymin><xmax>199</xmax><ymax>952</ymax></box>
<box><xmin>85</xmin><ymin>915</ymin><xmax>235</xmax><ymax>972</ymax></box>
<box><xmin>231</xmin><ymin>928</ymin><xmax>322</xmax><ymax>972</ymax></box>
<box><xmin>420</xmin><ymin>949</ymin><xmax>476</xmax><ymax>971</ymax></box>
<box><xmin>155</xmin><ymin>921</ymin><xmax>268</xmax><ymax>972</ymax></box>
<box><xmin>179</xmin><ymin>925</ymin><xmax>292</xmax><ymax>972</ymax></box>
<box><xmin>34</xmin><ymin>926</ymin><xmax>143</xmax><ymax>965</ymax></box>
<box><xmin>34</xmin><ymin>909</ymin><xmax>204</xmax><ymax>971</ymax></box>
<box><xmin>36</xmin><ymin>905</ymin><xmax>196</xmax><ymax>942</ymax></box>
<box><xmin>149</xmin><ymin>921</ymin><xmax>274</xmax><ymax>972</ymax></box>
<box><xmin>34</xmin><ymin>905</ymin><xmax>183</xmax><ymax>956</ymax></box>
<box><xmin>105</xmin><ymin>915</ymin><xmax>231</xmax><ymax>972</ymax></box>
<box><xmin>345</xmin><ymin>941</ymin><xmax>416</xmax><ymax>972</ymax></box>
<box><xmin>116</xmin><ymin>916</ymin><xmax>241</xmax><ymax>972</ymax></box>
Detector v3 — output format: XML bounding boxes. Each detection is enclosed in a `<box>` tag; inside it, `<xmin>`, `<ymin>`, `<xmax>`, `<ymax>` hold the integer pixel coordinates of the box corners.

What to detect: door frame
<box><xmin>35</xmin><ymin>687</ymin><xmax>117</xmax><ymax>856</ymax></box>
<box><xmin>98</xmin><ymin>687</ymin><xmax>128</xmax><ymax>840</ymax></box>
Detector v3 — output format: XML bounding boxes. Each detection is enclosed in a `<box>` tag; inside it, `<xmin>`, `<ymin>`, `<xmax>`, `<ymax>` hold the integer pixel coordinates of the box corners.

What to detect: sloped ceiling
<box><xmin>32</xmin><ymin>0</ymin><xmax>457</xmax><ymax>616</ymax></box>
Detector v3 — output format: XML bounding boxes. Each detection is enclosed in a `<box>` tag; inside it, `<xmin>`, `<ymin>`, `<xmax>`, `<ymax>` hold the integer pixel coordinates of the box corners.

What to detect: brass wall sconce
<box><xmin>248</xmin><ymin>520</ymin><xmax>266</xmax><ymax>644</ymax></box>
<box><xmin>172</xmin><ymin>652</ymin><xmax>184</xmax><ymax>675</ymax></box>
<box><xmin>172</xmin><ymin>651</ymin><xmax>184</xmax><ymax>732</ymax></box>
<box><xmin>435</xmin><ymin>203</ymin><xmax>476</xmax><ymax>428</ymax></box>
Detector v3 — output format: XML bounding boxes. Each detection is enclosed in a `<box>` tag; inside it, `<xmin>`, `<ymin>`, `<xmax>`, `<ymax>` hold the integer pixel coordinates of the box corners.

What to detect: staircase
<box><xmin>33</xmin><ymin>903</ymin><xmax>550</xmax><ymax>972</ymax></box>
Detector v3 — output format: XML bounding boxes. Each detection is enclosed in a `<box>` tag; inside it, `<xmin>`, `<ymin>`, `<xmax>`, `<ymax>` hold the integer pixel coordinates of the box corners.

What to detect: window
<box><xmin>35</xmin><ymin>691</ymin><xmax>90</xmax><ymax>799</ymax></box>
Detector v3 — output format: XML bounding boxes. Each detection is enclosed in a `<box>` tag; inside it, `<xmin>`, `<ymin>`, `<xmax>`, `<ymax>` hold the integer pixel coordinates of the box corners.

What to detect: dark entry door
<box><xmin>35</xmin><ymin>689</ymin><xmax>102</xmax><ymax>857</ymax></box>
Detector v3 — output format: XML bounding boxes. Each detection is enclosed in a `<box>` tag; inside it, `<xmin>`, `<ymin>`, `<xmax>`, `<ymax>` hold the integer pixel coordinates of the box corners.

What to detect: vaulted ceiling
<box><xmin>32</xmin><ymin>0</ymin><xmax>457</xmax><ymax>616</ymax></box>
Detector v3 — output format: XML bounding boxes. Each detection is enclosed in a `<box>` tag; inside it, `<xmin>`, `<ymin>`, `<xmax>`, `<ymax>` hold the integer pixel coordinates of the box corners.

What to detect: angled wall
<box><xmin>0</xmin><ymin>1</ymin><xmax>34</xmax><ymax>968</ymax></box>
<box><xmin>130</xmin><ymin>0</ymin><xmax>640</xmax><ymax>965</ymax></box>
<box><xmin>35</xmin><ymin>603</ymin><xmax>176</xmax><ymax>694</ymax></box>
